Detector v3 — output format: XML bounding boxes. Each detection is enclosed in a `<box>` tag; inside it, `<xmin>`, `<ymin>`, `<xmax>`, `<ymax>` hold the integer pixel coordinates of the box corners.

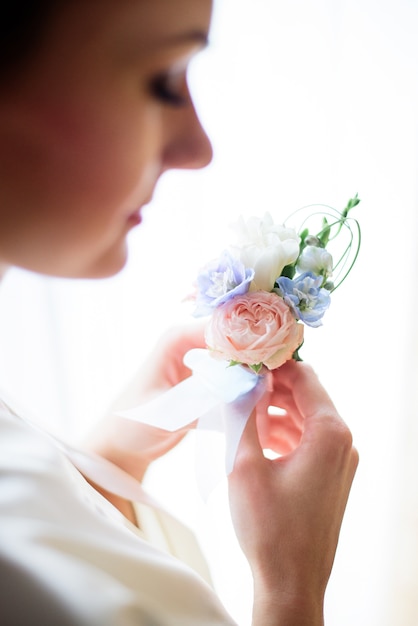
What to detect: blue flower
<box><xmin>193</xmin><ymin>250</ymin><xmax>255</xmax><ymax>317</ymax></box>
<box><xmin>275</xmin><ymin>272</ymin><xmax>331</xmax><ymax>328</ymax></box>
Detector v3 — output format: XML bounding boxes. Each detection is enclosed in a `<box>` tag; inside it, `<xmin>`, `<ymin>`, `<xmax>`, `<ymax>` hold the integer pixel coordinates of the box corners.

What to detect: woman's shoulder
<box><xmin>0</xmin><ymin>405</ymin><xmax>91</xmax><ymax>527</ymax></box>
<box><xmin>0</xmin><ymin>403</ymin><xmax>64</xmax><ymax>473</ymax></box>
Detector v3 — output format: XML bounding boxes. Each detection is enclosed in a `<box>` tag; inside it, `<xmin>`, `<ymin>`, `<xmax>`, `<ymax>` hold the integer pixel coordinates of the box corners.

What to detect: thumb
<box><xmin>233</xmin><ymin>409</ymin><xmax>265</xmax><ymax>471</ymax></box>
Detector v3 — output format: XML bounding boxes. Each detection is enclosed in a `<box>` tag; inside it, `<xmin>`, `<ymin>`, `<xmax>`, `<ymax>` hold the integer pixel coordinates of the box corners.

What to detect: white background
<box><xmin>0</xmin><ymin>0</ymin><xmax>418</xmax><ymax>623</ymax></box>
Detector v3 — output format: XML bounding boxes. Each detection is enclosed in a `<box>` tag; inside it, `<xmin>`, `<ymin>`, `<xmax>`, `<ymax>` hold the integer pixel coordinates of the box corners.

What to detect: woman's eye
<box><xmin>149</xmin><ymin>73</ymin><xmax>188</xmax><ymax>107</ymax></box>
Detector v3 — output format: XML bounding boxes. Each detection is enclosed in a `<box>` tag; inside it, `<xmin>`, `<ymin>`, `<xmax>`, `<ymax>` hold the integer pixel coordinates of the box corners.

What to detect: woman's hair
<box><xmin>0</xmin><ymin>2</ymin><xmax>61</xmax><ymax>79</ymax></box>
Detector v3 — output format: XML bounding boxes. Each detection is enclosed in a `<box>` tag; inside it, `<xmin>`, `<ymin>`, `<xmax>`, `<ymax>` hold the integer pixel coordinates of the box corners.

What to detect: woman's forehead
<box><xmin>55</xmin><ymin>0</ymin><xmax>212</xmax><ymax>44</ymax></box>
<box><xmin>0</xmin><ymin>0</ymin><xmax>212</xmax><ymax>90</ymax></box>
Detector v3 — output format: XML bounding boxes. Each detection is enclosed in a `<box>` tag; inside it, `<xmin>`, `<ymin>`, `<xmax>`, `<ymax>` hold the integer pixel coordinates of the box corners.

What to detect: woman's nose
<box><xmin>162</xmin><ymin>104</ymin><xmax>213</xmax><ymax>171</ymax></box>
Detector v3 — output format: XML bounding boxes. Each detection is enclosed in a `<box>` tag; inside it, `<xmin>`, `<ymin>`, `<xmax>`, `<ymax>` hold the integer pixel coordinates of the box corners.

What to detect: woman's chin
<box><xmin>80</xmin><ymin>246</ymin><xmax>129</xmax><ymax>279</ymax></box>
<box><xmin>46</xmin><ymin>244</ymin><xmax>130</xmax><ymax>280</ymax></box>
<box><xmin>6</xmin><ymin>240</ymin><xmax>130</xmax><ymax>280</ymax></box>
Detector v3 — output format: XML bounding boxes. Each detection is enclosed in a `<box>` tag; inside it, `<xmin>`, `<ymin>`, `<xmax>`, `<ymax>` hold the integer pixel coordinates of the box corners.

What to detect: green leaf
<box><xmin>297</xmin><ymin>227</ymin><xmax>310</xmax><ymax>257</ymax></box>
<box><xmin>299</xmin><ymin>227</ymin><xmax>309</xmax><ymax>244</ymax></box>
<box><xmin>292</xmin><ymin>340</ymin><xmax>304</xmax><ymax>362</ymax></box>
<box><xmin>317</xmin><ymin>216</ymin><xmax>331</xmax><ymax>248</ymax></box>
<box><xmin>280</xmin><ymin>264</ymin><xmax>296</xmax><ymax>279</ymax></box>
<box><xmin>344</xmin><ymin>193</ymin><xmax>360</xmax><ymax>214</ymax></box>
<box><xmin>250</xmin><ymin>363</ymin><xmax>263</xmax><ymax>374</ymax></box>
<box><xmin>331</xmin><ymin>193</ymin><xmax>361</xmax><ymax>240</ymax></box>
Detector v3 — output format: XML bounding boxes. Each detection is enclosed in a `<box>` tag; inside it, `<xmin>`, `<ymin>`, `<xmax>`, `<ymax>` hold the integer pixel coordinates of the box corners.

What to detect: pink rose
<box><xmin>205</xmin><ymin>291</ymin><xmax>304</xmax><ymax>370</ymax></box>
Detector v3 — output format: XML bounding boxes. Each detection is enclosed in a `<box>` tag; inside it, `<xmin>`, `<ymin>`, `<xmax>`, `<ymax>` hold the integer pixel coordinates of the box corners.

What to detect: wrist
<box><xmin>84</xmin><ymin>423</ymin><xmax>150</xmax><ymax>483</ymax></box>
<box><xmin>252</xmin><ymin>577</ymin><xmax>325</xmax><ymax>626</ymax></box>
<box><xmin>88</xmin><ymin>439</ymin><xmax>149</xmax><ymax>483</ymax></box>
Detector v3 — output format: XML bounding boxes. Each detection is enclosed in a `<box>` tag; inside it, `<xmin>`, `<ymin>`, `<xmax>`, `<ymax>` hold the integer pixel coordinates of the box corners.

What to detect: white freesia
<box><xmin>297</xmin><ymin>245</ymin><xmax>333</xmax><ymax>277</ymax></box>
<box><xmin>229</xmin><ymin>213</ymin><xmax>300</xmax><ymax>291</ymax></box>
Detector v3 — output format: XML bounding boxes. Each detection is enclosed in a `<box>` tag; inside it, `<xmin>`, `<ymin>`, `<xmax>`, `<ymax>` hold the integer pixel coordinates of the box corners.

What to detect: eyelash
<box><xmin>149</xmin><ymin>73</ymin><xmax>188</xmax><ymax>107</ymax></box>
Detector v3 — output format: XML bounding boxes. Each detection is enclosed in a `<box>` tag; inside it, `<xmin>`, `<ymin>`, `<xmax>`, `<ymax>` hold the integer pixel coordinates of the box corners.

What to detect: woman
<box><xmin>0</xmin><ymin>1</ymin><xmax>358</xmax><ymax>624</ymax></box>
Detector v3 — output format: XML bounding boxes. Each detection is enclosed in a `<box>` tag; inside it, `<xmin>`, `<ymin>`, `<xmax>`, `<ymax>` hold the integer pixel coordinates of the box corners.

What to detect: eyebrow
<box><xmin>157</xmin><ymin>30</ymin><xmax>209</xmax><ymax>50</ymax></box>
<box><xmin>124</xmin><ymin>29</ymin><xmax>209</xmax><ymax>62</ymax></box>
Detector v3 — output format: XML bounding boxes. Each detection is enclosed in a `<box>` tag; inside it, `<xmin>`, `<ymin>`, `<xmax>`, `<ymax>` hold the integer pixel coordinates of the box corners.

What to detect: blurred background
<box><xmin>0</xmin><ymin>0</ymin><xmax>417</xmax><ymax>623</ymax></box>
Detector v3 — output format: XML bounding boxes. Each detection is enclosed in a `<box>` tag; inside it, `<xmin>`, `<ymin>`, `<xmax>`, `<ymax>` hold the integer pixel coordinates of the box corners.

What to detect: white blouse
<box><xmin>0</xmin><ymin>400</ymin><xmax>237</xmax><ymax>625</ymax></box>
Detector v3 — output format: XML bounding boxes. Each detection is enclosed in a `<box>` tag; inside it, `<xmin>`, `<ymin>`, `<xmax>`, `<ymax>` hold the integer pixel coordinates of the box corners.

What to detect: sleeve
<box><xmin>0</xmin><ymin>408</ymin><xmax>237</xmax><ymax>626</ymax></box>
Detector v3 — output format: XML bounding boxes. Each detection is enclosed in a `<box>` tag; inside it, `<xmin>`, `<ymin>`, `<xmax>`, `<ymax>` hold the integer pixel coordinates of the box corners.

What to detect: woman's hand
<box><xmin>85</xmin><ymin>323</ymin><xmax>206</xmax><ymax>482</ymax></box>
<box><xmin>228</xmin><ymin>360</ymin><xmax>359</xmax><ymax>626</ymax></box>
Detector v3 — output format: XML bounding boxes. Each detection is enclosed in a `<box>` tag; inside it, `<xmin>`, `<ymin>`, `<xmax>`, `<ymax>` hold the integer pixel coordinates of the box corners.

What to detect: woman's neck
<box><xmin>0</xmin><ymin>264</ymin><xmax>10</xmax><ymax>281</ymax></box>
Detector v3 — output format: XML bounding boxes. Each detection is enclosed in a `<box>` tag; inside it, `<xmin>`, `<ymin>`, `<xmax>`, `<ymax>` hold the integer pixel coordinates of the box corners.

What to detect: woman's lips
<box><xmin>126</xmin><ymin>190</ymin><xmax>155</xmax><ymax>227</ymax></box>
<box><xmin>127</xmin><ymin>209</ymin><xmax>142</xmax><ymax>226</ymax></box>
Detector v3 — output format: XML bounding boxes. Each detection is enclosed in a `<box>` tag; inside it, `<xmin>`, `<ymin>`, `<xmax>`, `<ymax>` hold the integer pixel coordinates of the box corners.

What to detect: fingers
<box><xmin>159</xmin><ymin>322</ymin><xmax>207</xmax><ymax>356</ymax></box>
<box><xmin>268</xmin><ymin>361</ymin><xmax>346</xmax><ymax>444</ymax></box>
<box><xmin>266</xmin><ymin>390</ymin><xmax>304</xmax><ymax>430</ymax></box>
<box><xmin>281</xmin><ymin>362</ymin><xmax>338</xmax><ymax>419</ymax></box>
<box><xmin>285</xmin><ymin>364</ymin><xmax>359</xmax><ymax>506</ymax></box>
<box><xmin>259</xmin><ymin>361</ymin><xmax>330</xmax><ymax>436</ymax></box>
<box><xmin>257</xmin><ymin>411</ymin><xmax>302</xmax><ymax>453</ymax></box>
<box><xmin>258</xmin><ymin>360</ymin><xmax>357</xmax><ymax>476</ymax></box>
<box><xmin>255</xmin><ymin>363</ymin><xmax>309</xmax><ymax>452</ymax></box>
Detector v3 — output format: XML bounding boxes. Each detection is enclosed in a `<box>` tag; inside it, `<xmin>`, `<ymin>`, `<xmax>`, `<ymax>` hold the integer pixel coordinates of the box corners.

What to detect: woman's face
<box><xmin>0</xmin><ymin>0</ymin><xmax>213</xmax><ymax>277</ymax></box>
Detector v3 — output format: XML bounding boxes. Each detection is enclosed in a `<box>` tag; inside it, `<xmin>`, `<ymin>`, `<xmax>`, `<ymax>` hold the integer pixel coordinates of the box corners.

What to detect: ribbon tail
<box><xmin>194</xmin><ymin>378</ymin><xmax>268</xmax><ymax>500</ymax></box>
<box><xmin>195</xmin><ymin>420</ymin><xmax>225</xmax><ymax>501</ymax></box>
<box><xmin>117</xmin><ymin>375</ymin><xmax>220</xmax><ymax>432</ymax></box>
<box><xmin>194</xmin><ymin>408</ymin><xmax>227</xmax><ymax>500</ymax></box>
<box><xmin>223</xmin><ymin>379</ymin><xmax>268</xmax><ymax>475</ymax></box>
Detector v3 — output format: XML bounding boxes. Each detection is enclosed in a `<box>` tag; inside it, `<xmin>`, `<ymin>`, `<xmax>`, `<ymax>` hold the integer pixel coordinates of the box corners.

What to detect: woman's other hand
<box><xmin>86</xmin><ymin>323</ymin><xmax>206</xmax><ymax>482</ymax></box>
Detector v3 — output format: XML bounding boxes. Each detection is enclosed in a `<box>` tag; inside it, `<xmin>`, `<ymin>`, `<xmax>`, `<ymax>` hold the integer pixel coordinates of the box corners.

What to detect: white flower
<box><xmin>229</xmin><ymin>213</ymin><xmax>300</xmax><ymax>291</ymax></box>
<box><xmin>297</xmin><ymin>245</ymin><xmax>333</xmax><ymax>278</ymax></box>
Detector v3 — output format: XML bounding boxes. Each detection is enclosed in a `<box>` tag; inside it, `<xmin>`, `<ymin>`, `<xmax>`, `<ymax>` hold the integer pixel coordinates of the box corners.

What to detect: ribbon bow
<box><xmin>117</xmin><ymin>349</ymin><xmax>268</xmax><ymax>498</ymax></box>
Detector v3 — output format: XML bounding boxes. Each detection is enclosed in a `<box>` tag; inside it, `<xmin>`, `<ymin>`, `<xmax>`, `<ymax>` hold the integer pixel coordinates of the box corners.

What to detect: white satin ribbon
<box><xmin>117</xmin><ymin>349</ymin><xmax>268</xmax><ymax>498</ymax></box>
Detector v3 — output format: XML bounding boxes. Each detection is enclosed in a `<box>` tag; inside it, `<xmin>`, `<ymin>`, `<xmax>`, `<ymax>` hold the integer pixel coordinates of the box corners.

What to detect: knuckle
<box><xmin>335</xmin><ymin>420</ymin><xmax>354</xmax><ymax>451</ymax></box>
<box><xmin>312</xmin><ymin>412</ymin><xmax>355</xmax><ymax>460</ymax></box>
<box><xmin>351</xmin><ymin>445</ymin><xmax>360</xmax><ymax>470</ymax></box>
